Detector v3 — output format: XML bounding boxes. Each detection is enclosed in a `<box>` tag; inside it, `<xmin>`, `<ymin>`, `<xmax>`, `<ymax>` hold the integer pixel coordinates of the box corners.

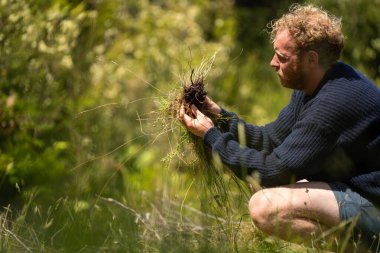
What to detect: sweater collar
<box><xmin>305</xmin><ymin>62</ymin><xmax>341</xmax><ymax>99</ymax></box>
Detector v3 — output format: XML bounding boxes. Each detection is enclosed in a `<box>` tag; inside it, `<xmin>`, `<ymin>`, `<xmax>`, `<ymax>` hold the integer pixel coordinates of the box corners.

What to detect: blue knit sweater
<box><xmin>204</xmin><ymin>62</ymin><xmax>380</xmax><ymax>203</ymax></box>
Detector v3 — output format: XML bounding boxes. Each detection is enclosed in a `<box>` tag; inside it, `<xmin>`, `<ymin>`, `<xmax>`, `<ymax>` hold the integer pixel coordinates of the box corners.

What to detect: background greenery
<box><xmin>1</xmin><ymin>0</ymin><xmax>379</xmax><ymax>252</ymax></box>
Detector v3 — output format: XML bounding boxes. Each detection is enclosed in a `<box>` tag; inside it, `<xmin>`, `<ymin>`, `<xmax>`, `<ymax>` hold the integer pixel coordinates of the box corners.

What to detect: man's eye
<box><xmin>277</xmin><ymin>54</ymin><xmax>287</xmax><ymax>62</ymax></box>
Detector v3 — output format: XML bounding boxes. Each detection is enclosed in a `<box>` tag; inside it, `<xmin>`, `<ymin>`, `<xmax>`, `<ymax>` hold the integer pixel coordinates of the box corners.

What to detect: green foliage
<box><xmin>0</xmin><ymin>0</ymin><xmax>379</xmax><ymax>252</ymax></box>
<box><xmin>1</xmin><ymin>0</ymin><xmax>82</xmax><ymax>200</ymax></box>
<box><xmin>310</xmin><ymin>0</ymin><xmax>380</xmax><ymax>82</ymax></box>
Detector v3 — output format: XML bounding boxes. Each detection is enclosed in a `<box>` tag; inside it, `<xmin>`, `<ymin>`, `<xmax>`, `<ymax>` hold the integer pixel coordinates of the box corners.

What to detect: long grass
<box><xmin>1</xmin><ymin>59</ymin><xmax>376</xmax><ymax>253</ymax></box>
<box><xmin>0</xmin><ymin>187</ymin><xmax>313</xmax><ymax>252</ymax></box>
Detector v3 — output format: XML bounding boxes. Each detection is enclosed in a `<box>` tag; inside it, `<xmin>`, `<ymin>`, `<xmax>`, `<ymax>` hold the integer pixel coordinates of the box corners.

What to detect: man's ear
<box><xmin>307</xmin><ymin>50</ymin><xmax>319</xmax><ymax>67</ymax></box>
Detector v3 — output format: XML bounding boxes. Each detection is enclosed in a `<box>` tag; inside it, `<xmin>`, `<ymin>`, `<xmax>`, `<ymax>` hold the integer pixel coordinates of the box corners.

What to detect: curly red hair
<box><xmin>269</xmin><ymin>4</ymin><xmax>344</xmax><ymax>69</ymax></box>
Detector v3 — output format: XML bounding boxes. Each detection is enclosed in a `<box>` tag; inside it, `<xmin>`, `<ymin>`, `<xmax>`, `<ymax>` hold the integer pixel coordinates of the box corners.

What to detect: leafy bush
<box><xmin>0</xmin><ymin>0</ymin><xmax>379</xmax><ymax>252</ymax></box>
<box><xmin>0</xmin><ymin>0</ymin><xmax>97</xmax><ymax>202</ymax></box>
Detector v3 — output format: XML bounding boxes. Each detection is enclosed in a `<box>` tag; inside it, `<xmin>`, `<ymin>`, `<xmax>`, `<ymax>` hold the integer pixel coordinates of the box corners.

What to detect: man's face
<box><xmin>270</xmin><ymin>30</ymin><xmax>307</xmax><ymax>90</ymax></box>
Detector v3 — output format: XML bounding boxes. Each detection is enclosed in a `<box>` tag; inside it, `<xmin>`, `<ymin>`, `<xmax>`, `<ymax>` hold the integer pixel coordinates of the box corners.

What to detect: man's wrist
<box><xmin>203</xmin><ymin>127</ymin><xmax>222</xmax><ymax>146</ymax></box>
<box><xmin>220</xmin><ymin>108</ymin><xmax>235</xmax><ymax>118</ymax></box>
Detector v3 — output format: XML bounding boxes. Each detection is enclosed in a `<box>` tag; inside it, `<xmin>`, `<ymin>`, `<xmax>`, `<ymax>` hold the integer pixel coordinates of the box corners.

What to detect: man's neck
<box><xmin>303</xmin><ymin>67</ymin><xmax>327</xmax><ymax>95</ymax></box>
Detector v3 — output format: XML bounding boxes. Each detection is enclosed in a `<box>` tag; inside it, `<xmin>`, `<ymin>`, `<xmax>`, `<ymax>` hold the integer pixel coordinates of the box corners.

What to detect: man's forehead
<box><xmin>273</xmin><ymin>30</ymin><xmax>297</xmax><ymax>53</ymax></box>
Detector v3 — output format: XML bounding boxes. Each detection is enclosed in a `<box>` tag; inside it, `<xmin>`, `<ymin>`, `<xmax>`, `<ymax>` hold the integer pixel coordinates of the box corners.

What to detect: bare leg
<box><xmin>248</xmin><ymin>181</ymin><xmax>340</xmax><ymax>243</ymax></box>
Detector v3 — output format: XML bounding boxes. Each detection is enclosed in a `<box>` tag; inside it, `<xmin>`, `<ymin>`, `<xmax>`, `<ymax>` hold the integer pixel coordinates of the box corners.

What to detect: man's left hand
<box><xmin>179</xmin><ymin>104</ymin><xmax>214</xmax><ymax>138</ymax></box>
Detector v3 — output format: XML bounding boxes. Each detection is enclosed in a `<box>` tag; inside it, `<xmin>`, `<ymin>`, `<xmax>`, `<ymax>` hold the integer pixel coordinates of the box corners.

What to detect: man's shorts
<box><xmin>329</xmin><ymin>182</ymin><xmax>380</xmax><ymax>248</ymax></box>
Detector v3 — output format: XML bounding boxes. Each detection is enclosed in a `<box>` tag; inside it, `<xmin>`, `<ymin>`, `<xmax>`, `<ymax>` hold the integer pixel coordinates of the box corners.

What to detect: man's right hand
<box><xmin>205</xmin><ymin>96</ymin><xmax>221</xmax><ymax>114</ymax></box>
<box><xmin>179</xmin><ymin>104</ymin><xmax>214</xmax><ymax>138</ymax></box>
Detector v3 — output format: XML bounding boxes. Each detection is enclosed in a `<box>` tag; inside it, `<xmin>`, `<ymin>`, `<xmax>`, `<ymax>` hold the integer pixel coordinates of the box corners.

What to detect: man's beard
<box><xmin>279</xmin><ymin>66</ymin><xmax>308</xmax><ymax>91</ymax></box>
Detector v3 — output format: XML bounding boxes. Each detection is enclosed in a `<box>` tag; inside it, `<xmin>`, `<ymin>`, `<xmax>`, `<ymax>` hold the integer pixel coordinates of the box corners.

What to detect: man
<box><xmin>179</xmin><ymin>4</ymin><xmax>380</xmax><ymax>250</ymax></box>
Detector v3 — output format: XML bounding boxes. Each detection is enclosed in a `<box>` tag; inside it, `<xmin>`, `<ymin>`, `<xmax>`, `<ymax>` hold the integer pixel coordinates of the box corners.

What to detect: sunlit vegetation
<box><xmin>0</xmin><ymin>0</ymin><xmax>379</xmax><ymax>252</ymax></box>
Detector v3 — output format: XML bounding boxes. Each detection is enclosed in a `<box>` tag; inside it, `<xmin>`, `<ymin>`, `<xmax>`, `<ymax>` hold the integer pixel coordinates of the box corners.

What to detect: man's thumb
<box><xmin>191</xmin><ymin>104</ymin><xmax>202</xmax><ymax>117</ymax></box>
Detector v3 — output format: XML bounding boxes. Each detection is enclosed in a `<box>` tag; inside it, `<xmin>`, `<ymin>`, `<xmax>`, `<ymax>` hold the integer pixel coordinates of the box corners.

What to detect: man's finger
<box><xmin>179</xmin><ymin>105</ymin><xmax>185</xmax><ymax>119</ymax></box>
<box><xmin>191</xmin><ymin>104</ymin><xmax>204</xmax><ymax>118</ymax></box>
<box><xmin>180</xmin><ymin>109</ymin><xmax>194</xmax><ymax>126</ymax></box>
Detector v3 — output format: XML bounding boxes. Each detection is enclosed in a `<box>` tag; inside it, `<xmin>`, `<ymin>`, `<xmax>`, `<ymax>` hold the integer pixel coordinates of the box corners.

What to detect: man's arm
<box><xmin>178</xmin><ymin>104</ymin><xmax>301</xmax><ymax>185</ymax></box>
<box><xmin>210</xmin><ymin>92</ymin><xmax>299</xmax><ymax>151</ymax></box>
<box><xmin>203</xmin><ymin>119</ymin><xmax>337</xmax><ymax>186</ymax></box>
<box><xmin>180</xmin><ymin>91</ymin><xmax>339</xmax><ymax>186</ymax></box>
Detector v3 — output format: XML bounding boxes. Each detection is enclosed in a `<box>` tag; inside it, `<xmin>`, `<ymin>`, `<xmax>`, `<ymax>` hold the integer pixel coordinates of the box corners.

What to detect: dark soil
<box><xmin>167</xmin><ymin>69</ymin><xmax>219</xmax><ymax>122</ymax></box>
<box><xmin>183</xmin><ymin>70</ymin><xmax>207</xmax><ymax>112</ymax></box>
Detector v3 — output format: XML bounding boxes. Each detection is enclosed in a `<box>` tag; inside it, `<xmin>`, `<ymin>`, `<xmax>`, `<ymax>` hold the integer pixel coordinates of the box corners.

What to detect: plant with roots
<box><xmin>160</xmin><ymin>54</ymin><xmax>250</xmax><ymax>223</ymax></box>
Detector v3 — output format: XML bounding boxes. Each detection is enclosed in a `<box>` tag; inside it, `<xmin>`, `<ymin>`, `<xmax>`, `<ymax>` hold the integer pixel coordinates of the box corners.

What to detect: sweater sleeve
<box><xmin>204</xmin><ymin>119</ymin><xmax>336</xmax><ymax>186</ymax></box>
<box><xmin>217</xmin><ymin>92</ymin><xmax>298</xmax><ymax>151</ymax></box>
<box><xmin>203</xmin><ymin>92</ymin><xmax>339</xmax><ymax>186</ymax></box>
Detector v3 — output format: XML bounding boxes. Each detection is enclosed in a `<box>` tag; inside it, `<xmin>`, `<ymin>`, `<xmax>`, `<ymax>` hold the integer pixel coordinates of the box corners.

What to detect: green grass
<box><xmin>1</xmin><ymin>155</ymin><xmax>367</xmax><ymax>253</ymax></box>
<box><xmin>0</xmin><ymin>58</ymin><xmax>371</xmax><ymax>253</ymax></box>
<box><xmin>0</xmin><ymin>56</ymin><xmax>372</xmax><ymax>253</ymax></box>
<box><xmin>0</xmin><ymin>188</ymin><xmax>308</xmax><ymax>253</ymax></box>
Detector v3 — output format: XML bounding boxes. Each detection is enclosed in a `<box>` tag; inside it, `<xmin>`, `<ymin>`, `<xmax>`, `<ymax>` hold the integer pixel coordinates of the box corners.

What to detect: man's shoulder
<box><xmin>321</xmin><ymin>62</ymin><xmax>380</xmax><ymax>102</ymax></box>
<box><xmin>327</xmin><ymin>62</ymin><xmax>378</xmax><ymax>89</ymax></box>
<box><xmin>306</xmin><ymin>63</ymin><xmax>380</xmax><ymax>121</ymax></box>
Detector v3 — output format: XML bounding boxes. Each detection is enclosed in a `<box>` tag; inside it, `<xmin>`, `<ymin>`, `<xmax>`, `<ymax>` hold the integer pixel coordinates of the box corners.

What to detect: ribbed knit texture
<box><xmin>204</xmin><ymin>62</ymin><xmax>380</xmax><ymax>203</ymax></box>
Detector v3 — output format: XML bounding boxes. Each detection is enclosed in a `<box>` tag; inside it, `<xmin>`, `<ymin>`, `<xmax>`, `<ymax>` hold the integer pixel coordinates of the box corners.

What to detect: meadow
<box><xmin>1</xmin><ymin>0</ymin><xmax>380</xmax><ymax>252</ymax></box>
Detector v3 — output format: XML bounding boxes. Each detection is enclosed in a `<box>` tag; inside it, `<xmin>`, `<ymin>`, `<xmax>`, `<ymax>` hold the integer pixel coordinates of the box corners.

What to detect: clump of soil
<box><xmin>169</xmin><ymin>69</ymin><xmax>217</xmax><ymax>121</ymax></box>
<box><xmin>183</xmin><ymin>70</ymin><xmax>207</xmax><ymax>113</ymax></box>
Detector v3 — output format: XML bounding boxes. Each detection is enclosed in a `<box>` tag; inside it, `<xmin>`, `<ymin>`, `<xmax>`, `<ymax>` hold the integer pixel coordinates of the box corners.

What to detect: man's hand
<box><xmin>205</xmin><ymin>96</ymin><xmax>221</xmax><ymax>115</ymax></box>
<box><xmin>179</xmin><ymin>104</ymin><xmax>214</xmax><ymax>138</ymax></box>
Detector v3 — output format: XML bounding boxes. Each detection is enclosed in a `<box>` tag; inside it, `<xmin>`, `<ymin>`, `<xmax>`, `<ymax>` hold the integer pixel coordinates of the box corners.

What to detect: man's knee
<box><xmin>248</xmin><ymin>189</ymin><xmax>275</xmax><ymax>230</ymax></box>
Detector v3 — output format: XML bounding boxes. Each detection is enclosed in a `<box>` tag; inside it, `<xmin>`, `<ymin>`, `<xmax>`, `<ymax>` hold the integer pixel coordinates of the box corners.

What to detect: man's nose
<box><xmin>270</xmin><ymin>55</ymin><xmax>279</xmax><ymax>70</ymax></box>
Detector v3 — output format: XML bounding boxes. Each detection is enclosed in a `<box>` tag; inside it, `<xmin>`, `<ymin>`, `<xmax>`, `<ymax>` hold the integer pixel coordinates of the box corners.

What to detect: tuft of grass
<box><xmin>161</xmin><ymin>54</ymin><xmax>247</xmax><ymax>201</ymax></box>
<box><xmin>154</xmin><ymin>53</ymin><xmax>257</xmax><ymax>252</ymax></box>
